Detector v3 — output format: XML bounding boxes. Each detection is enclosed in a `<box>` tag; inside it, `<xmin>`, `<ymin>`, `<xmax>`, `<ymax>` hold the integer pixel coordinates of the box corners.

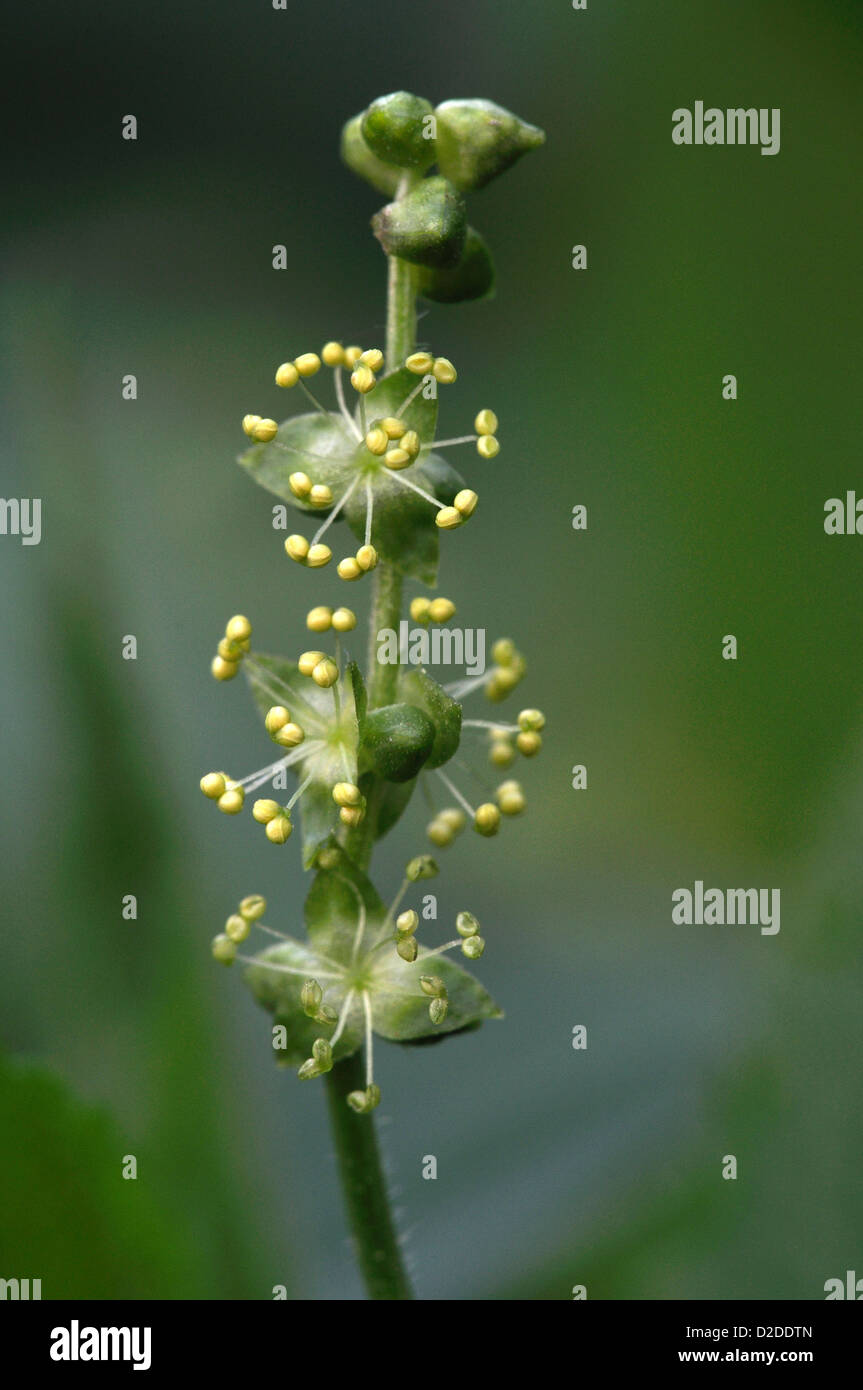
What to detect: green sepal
<box><xmin>350</xmin><ymin>449</ymin><xmax>463</xmax><ymax>585</ymax></box>
<box><xmin>372</xmin><ymin>176</ymin><xmax>467</xmax><ymax>269</ymax></box>
<box><xmin>237</xmin><ymin>411</ymin><xmax>356</xmax><ymax>511</ymax></box>
<box><xmin>417</xmin><ymin>226</ymin><xmax>495</xmax><ymax>303</ymax></box>
<box><xmin>355</xmin><ymin>366</ymin><xmax>437</xmax><ymax>441</ymax></box>
<box><xmin>359</xmin><ymin>703</ymin><xmax>436</xmax><ymax>782</ymax></box>
<box><xmin>340</xmin><ymin>112</ymin><xmax>401</xmax><ymax>195</ymax></box>
<box><xmin>245</xmin><ymin>654</ymin><xmax>360</xmax><ymax>868</ymax></box>
<box><xmin>361</xmin><ymin>91</ymin><xmax>436</xmax><ymax>171</ymax></box>
<box><xmin>397</xmin><ymin>667</ymin><xmax>462</xmax><ymax>768</ymax></box>
<box><xmin>244</xmin><ymin>935</ymin><xmax>364</xmax><ymax>1066</ymax></box>
<box><xmin>374</xmin><ymin>777</ymin><xmax>418</xmax><ymax>840</ymax></box>
<box><xmin>434</xmin><ymin>99</ymin><xmax>545</xmax><ymax>192</ymax></box>
<box><xmin>347</xmin><ymin>661</ymin><xmax>367</xmax><ymax>724</ymax></box>
<box><xmin>368</xmin><ymin>944</ymin><xmax>503</xmax><ymax>1043</ymax></box>
<box><xmin>303</xmin><ymin>851</ymin><xmax>389</xmax><ymax>957</ymax></box>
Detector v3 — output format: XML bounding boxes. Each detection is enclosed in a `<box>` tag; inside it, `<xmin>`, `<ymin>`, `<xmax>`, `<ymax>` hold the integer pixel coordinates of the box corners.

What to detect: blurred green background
<box><xmin>2</xmin><ymin>0</ymin><xmax>862</xmax><ymax>1299</ymax></box>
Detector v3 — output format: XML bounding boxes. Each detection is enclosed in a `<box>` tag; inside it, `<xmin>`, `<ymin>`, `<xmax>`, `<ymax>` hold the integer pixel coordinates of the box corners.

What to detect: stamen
<box><xmin>435</xmin><ymin>768</ymin><xmax>476</xmax><ymax>818</ymax></box>
<box><xmin>334</xmin><ymin>367</ymin><xmax>363</xmax><ymax>440</ymax></box>
<box><xmin>444</xmin><ymin>672</ymin><xmax>490</xmax><ymax>700</ymax></box>
<box><xmin>242</xmin><ymin>744</ymin><xmax>314</xmax><ymax>793</ymax></box>
<box><xmin>422</xmin><ymin>434</ymin><xmax>477</xmax><ymax>450</ymax></box>
<box><xmin>363</xmin><ymin>990</ymin><xmax>374</xmax><ymax>1087</ymax></box>
<box><xmin>298</xmin><ymin>380</ymin><xmax>329</xmax><ymax>415</ymax></box>
<box><xmin>396</xmin><ymin>378</ymin><xmax>425</xmax><ymax>419</ymax></box>
<box><xmin>235</xmin><ymin>954</ymin><xmax>343</xmax><ymax>981</ymax></box>
<box><xmin>364</xmin><ymin>478</ymin><xmax>374</xmax><ymax>547</ymax></box>
<box><xmin>359</xmin><ymin>396</ymin><xmax>368</xmax><ymax>436</ymax></box>
<box><xmin>331</xmin><ymin>988</ymin><xmax>356</xmax><ymax>1047</ymax></box>
<box><xmin>418</xmin><ymin>939</ymin><xmax>462</xmax><ymax>960</ymax></box>
<box><xmin>311</xmin><ymin>475</ymin><xmax>361</xmax><ymax>546</ymax></box>
<box><xmin>387</xmin><ymin>471</ymin><xmax>441</xmax><ymax>510</ymax></box>
<box><xmin>271</xmin><ymin>439</ymin><xmax>344</xmax><ymax>464</ymax></box>
<box><xmin>245</xmin><ymin>658</ymin><xmax>322</xmax><ymax>719</ymax></box>
<box><xmin>462</xmin><ymin>719</ymin><xmax>520</xmax><ymax>732</ymax></box>
<box><xmin>286</xmin><ymin>771</ymin><xmax>314</xmax><ymax>811</ymax></box>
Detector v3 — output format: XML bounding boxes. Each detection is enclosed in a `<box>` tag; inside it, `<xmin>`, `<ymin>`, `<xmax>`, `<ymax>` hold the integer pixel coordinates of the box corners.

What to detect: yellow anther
<box><xmin>438</xmin><ymin>807</ymin><xmax>466</xmax><ymax>832</ymax></box>
<box><xmin>309</xmin><ymin>484</ymin><xmax>333</xmax><ymax>508</ymax></box>
<box><xmin>252</xmin><ymin>418</ymin><xmax>279</xmax><ymax>442</ymax></box>
<box><xmin>239</xmin><ymin>894</ymin><xmax>267</xmax><ymax>921</ymax></box>
<box><xmin>265</xmin><ymin>706</ymin><xmax>290</xmax><ymax>735</ymax></box>
<box><xmin>517</xmin><ymin>730</ymin><xmax>542</xmax><ymax>757</ymax></box>
<box><xmin>474</xmin><ymin>409</ymin><xmax>499</xmax><ymax>435</ymax></box>
<box><xmin>360</xmin><ymin>348</ymin><xmax>384</xmax><ymax>371</ymax></box>
<box><xmin>384</xmin><ymin>447</ymin><xmax>411</xmax><ymax>470</ymax></box>
<box><xmin>490</xmin><ymin>739</ymin><xmax>516</xmax><ymax>768</ymax></box>
<box><xmin>200</xmin><ymin>772</ymin><xmax>227</xmax><ymax>799</ymax></box>
<box><xmin>252</xmin><ymin>798</ymin><xmax>281</xmax><ymax>824</ymax></box>
<box><xmin>518</xmin><ymin>708</ymin><xmax>546</xmax><ymax>732</ymax></box>
<box><xmin>435</xmin><ymin>506</ymin><xmax>462</xmax><ymax>530</ymax></box>
<box><xmin>306</xmin><ymin>606</ymin><xmax>333</xmax><ymax>632</ymax></box>
<box><xmin>306</xmin><ymin>543</ymin><xmax>332</xmax><ymax>567</ymax></box>
<box><xmin>381</xmin><ymin>416</ymin><xmax>406</xmax><ymax>439</ymax></box>
<box><xmin>356</xmin><ymin>544</ymin><xmax>378</xmax><ymax>572</ymax></box>
<box><xmin>225</xmin><ymin>913</ymin><xmax>250</xmax><ymax>943</ymax></box>
<box><xmin>266</xmin><ymin>815</ymin><xmax>293</xmax><ymax>844</ymax></box>
<box><xmin>275</xmin><ymin>362</ymin><xmax>300</xmax><ymax>388</ymax></box>
<box><xmin>225</xmin><ymin>615</ymin><xmax>252</xmax><ymax>642</ymax></box>
<box><xmin>396</xmin><ymin>909</ymin><xmax>419</xmax><ymax>935</ymax></box>
<box><xmin>217</xmin><ymin>637</ymin><xmax>242</xmax><ymax>661</ymax></box>
<box><xmin>218</xmin><ymin>787</ymin><xmax>245</xmax><ymax>815</ymax></box>
<box><xmin>410</xmin><ymin>597</ymin><xmax>431</xmax><ymax>623</ymax></box>
<box><xmin>339</xmin><ymin>805</ymin><xmax>365</xmax><ymax>827</ymax></box>
<box><xmin>454</xmin><ymin>488</ymin><xmax>478</xmax><ymax>517</ymax></box>
<box><xmin>351</xmin><ymin>363</ymin><xmax>376</xmax><ymax>394</ymax></box>
<box><xmin>337</xmin><ymin>557</ymin><xmax>362</xmax><ymax>581</ymax></box>
<box><xmin>474</xmin><ymin>803</ymin><xmax>501</xmax><ymax>837</ymax></box>
<box><xmin>331</xmin><ymin>607</ymin><xmax>357</xmax><ymax>632</ymax></box>
<box><xmin>491</xmin><ymin>638</ymin><xmax>516</xmax><ymax>666</ymax></box>
<box><xmin>274</xmin><ymin>722</ymin><xmax>304</xmax><ymax>748</ymax></box>
<box><xmin>211</xmin><ymin>655</ymin><xmax>239</xmax><ymax>681</ymax></box>
<box><xmin>401</xmin><ymin>429</ymin><xmax>420</xmax><ymax>458</ymax></box>
<box><xmin>285</xmin><ymin>534</ymin><xmax>310</xmax><ymax>563</ymax></box>
<box><xmin>295</xmin><ymin>352</ymin><xmax>322</xmax><ymax>377</ymax></box>
<box><xmin>432</xmin><ymin>357</ymin><xmax>457</xmax><ymax>384</ymax></box>
<box><xmin>322</xmin><ymin>341</ymin><xmax>346</xmax><ymax>367</ymax></box>
<box><xmin>312</xmin><ymin>658</ymin><xmax>339</xmax><ymax>688</ymax></box>
<box><xmin>365</xmin><ymin>427</ymin><xmax>388</xmax><ymax>456</ymax></box>
<box><xmin>242</xmin><ymin>413</ymin><xmax>262</xmax><ymax>436</ymax></box>
<box><xmin>496</xmin><ymin>781</ymin><xmax>526</xmax><ymax>815</ymax></box>
<box><xmin>298</xmin><ymin>650</ymin><xmax>326</xmax><ymax>676</ymax></box>
<box><xmin>428</xmin><ymin>597</ymin><xmax>455</xmax><ymax>623</ymax></box>
<box><xmin>427</xmin><ymin>818</ymin><xmax>455</xmax><ymax>847</ymax></box>
<box><xmin>332</xmin><ymin>782</ymin><xmax>362</xmax><ymax>807</ymax></box>
<box><xmin>344</xmin><ymin>345</ymin><xmax>363</xmax><ymax>367</ymax></box>
<box><xmin>286</xmin><ymin>473</ymin><xmax>310</xmax><ymax>501</ymax></box>
<box><xmin>406</xmin><ymin>351</ymin><xmax>434</xmax><ymax>374</ymax></box>
<box><xmin>477</xmin><ymin>435</ymin><xmax>500</xmax><ymax>459</ymax></box>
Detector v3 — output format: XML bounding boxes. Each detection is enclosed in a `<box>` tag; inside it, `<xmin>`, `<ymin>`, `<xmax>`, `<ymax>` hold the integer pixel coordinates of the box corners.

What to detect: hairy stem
<box><xmin>324</xmin><ymin>1051</ymin><xmax>413</xmax><ymax>1300</ymax></box>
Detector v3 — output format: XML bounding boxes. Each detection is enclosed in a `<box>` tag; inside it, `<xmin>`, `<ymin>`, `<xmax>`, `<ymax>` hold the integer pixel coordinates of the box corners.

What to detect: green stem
<box><xmin>326</xmin><ymin>187</ymin><xmax>419</xmax><ymax>1302</ymax></box>
<box><xmin>324</xmin><ymin>1051</ymin><xmax>413</xmax><ymax>1300</ymax></box>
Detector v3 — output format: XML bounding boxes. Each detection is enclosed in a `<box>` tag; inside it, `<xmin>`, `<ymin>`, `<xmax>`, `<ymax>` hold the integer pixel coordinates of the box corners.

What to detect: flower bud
<box><xmin>371</xmin><ymin>177</ymin><xmax>467</xmax><ymax>269</ymax></box>
<box><xmin>434</xmin><ymin>98</ymin><xmax>545</xmax><ymax>192</ymax></box>
<box><xmin>340</xmin><ymin>113</ymin><xmax>401</xmax><ymax>195</ymax></box>
<box><xmin>361</xmin><ymin>90</ymin><xmax>436</xmax><ymax>171</ymax></box>
<box><xmin>417</xmin><ymin>226</ymin><xmax>495</xmax><ymax>304</ymax></box>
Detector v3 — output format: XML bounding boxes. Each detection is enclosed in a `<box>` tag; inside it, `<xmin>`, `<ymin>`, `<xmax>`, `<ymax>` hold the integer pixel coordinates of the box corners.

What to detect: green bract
<box><xmin>372</xmin><ymin>176</ymin><xmax>467</xmax><ymax>269</ymax></box>
<box><xmin>244</xmin><ymin>852</ymin><xmax>502</xmax><ymax>1063</ymax></box>
<box><xmin>361</xmin><ymin>91</ymin><xmax>436</xmax><ymax>171</ymax></box>
<box><xmin>360</xmin><ymin>703</ymin><xmax>436</xmax><ymax>783</ymax></box>
<box><xmin>397</xmin><ymin>668</ymin><xmax>462</xmax><ymax>769</ymax></box>
<box><xmin>434</xmin><ymin>98</ymin><xmax>546</xmax><ymax>191</ymax></box>
<box><xmin>417</xmin><ymin>226</ymin><xmax>495</xmax><ymax>303</ymax></box>
<box><xmin>245</xmin><ymin>654</ymin><xmax>360</xmax><ymax>867</ymax></box>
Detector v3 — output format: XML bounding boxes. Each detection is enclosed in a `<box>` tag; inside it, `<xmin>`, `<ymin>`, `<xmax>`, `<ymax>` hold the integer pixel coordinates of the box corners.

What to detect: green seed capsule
<box><xmin>434</xmin><ymin>98</ymin><xmax>546</xmax><ymax>192</ymax></box>
<box><xmin>361</xmin><ymin>90</ymin><xmax>436</xmax><ymax>171</ymax></box>
<box><xmin>371</xmin><ymin>176</ymin><xmax>467</xmax><ymax>270</ymax></box>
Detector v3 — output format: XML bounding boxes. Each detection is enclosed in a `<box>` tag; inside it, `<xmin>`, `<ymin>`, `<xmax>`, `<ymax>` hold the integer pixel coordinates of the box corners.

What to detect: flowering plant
<box><xmin>199</xmin><ymin>91</ymin><xmax>545</xmax><ymax>1299</ymax></box>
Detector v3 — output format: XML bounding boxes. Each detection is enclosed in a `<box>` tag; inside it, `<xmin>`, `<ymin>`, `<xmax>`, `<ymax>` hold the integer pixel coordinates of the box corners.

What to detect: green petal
<box><xmin>237</xmin><ymin>411</ymin><xmax>356</xmax><ymax>509</ymax></box>
<box><xmin>368</xmin><ymin>946</ymin><xmax>502</xmax><ymax>1043</ymax></box>
<box><xmin>244</xmin><ymin>936</ymin><xmax>363</xmax><ymax>1065</ymax></box>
